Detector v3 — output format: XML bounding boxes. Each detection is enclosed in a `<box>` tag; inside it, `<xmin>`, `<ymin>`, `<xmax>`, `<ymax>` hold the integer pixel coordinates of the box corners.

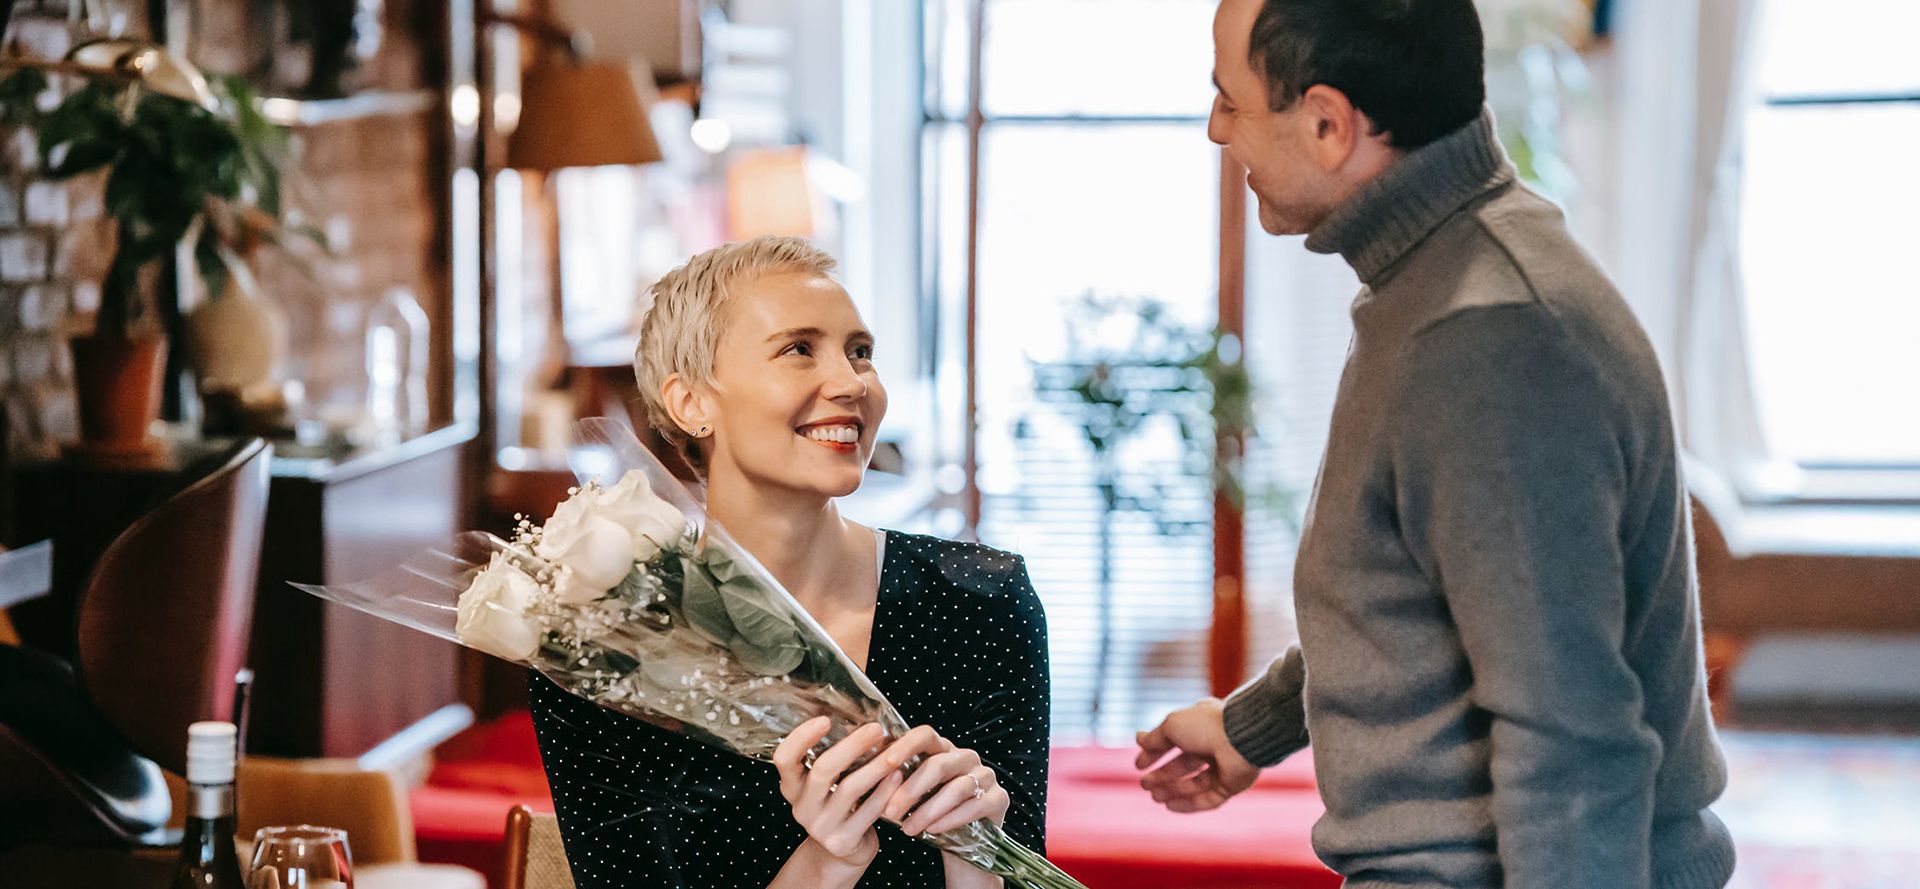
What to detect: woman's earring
<box><xmin>696</xmin><ymin>426</ymin><xmax>710</xmax><ymax>438</ymax></box>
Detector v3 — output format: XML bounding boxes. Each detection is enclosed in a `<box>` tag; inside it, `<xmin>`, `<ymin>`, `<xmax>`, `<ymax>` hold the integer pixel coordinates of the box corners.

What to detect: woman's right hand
<box><xmin>772</xmin><ymin>717</ymin><xmax>908</xmax><ymax>870</ymax></box>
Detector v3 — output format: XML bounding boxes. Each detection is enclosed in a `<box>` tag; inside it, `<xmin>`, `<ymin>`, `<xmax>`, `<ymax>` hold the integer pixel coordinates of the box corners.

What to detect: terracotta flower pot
<box><xmin>69</xmin><ymin>333</ymin><xmax>168</xmax><ymax>455</ymax></box>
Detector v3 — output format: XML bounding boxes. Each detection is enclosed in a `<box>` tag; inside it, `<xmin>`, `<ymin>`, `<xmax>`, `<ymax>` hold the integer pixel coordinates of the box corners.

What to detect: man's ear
<box><xmin>660</xmin><ymin>373</ymin><xmax>714</xmax><ymax>438</ymax></box>
<box><xmin>1299</xmin><ymin>83</ymin><xmax>1369</xmax><ymax>170</ymax></box>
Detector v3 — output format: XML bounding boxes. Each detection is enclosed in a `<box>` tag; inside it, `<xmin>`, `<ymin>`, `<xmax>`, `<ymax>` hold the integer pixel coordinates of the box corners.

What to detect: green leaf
<box><xmin>719</xmin><ymin>575</ymin><xmax>799</xmax><ymax>650</ymax></box>
<box><xmin>730</xmin><ymin>634</ymin><xmax>807</xmax><ymax>676</ymax></box>
<box><xmin>46</xmin><ymin>138</ymin><xmax>121</xmax><ymax>178</ymax></box>
<box><xmin>676</xmin><ymin>556</ymin><xmax>734</xmax><ymax>646</ymax></box>
<box><xmin>0</xmin><ymin>69</ymin><xmax>49</xmax><ymax>124</ymax></box>
<box><xmin>702</xmin><ymin>545</ymin><xmax>750</xmax><ymax>583</ymax></box>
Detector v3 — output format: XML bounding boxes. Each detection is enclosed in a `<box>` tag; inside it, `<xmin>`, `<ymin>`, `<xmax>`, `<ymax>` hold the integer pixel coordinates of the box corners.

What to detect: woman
<box><xmin>530</xmin><ymin>236</ymin><xmax>1051</xmax><ymax>889</ymax></box>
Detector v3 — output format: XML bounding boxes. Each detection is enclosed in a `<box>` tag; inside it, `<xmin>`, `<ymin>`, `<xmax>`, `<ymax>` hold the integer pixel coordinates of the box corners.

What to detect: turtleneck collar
<box><xmin>1303</xmin><ymin>107</ymin><xmax>1515</xmax><ymax>284</ymax></box>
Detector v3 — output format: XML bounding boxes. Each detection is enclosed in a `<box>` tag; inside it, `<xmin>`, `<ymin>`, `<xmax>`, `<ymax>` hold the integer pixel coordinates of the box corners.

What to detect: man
<box><xmin>1134</xmin><ymin>2</ymin><xmax>1735</xmax><ymax>887</ymax></box>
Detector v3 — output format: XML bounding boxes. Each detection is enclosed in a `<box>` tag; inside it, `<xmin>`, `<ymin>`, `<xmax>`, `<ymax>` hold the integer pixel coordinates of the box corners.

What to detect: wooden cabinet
<box><xmin>6</xmin><ymin>424</ymin><xmax>479</xmax><ymax>760</ymax></box>
<box><xmin>249</xmin><ymin>424</ymin><xmax>478</xmax><ymax>758</ymax></box>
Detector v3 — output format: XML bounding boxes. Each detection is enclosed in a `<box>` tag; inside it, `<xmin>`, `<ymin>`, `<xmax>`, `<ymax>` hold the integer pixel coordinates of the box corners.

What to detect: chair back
<box><xmin>235</xmin><ymin>757</ymin><xmax>416</xmax><ymax>864</ymax></box>
<box><xmin>501</xmin><ymin>805</ymin><xmax>576</xmax><ymax>889</ymax></box>
<box><xmin>76</xmin><ymin>439</ymin><xmax>271</xmax><ymax>775</ymax></box>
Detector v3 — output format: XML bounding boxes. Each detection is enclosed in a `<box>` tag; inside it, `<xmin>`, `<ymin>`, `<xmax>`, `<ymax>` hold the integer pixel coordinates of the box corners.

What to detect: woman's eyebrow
<box><xmin>763</xmin><ymin>326</ymin><xmax>824</xmax><ymax>343</ymax></box>
<box><xmin>764</xmin><ymin>326</ymin><xmax>873</xmax><ymax>343</ymax></box>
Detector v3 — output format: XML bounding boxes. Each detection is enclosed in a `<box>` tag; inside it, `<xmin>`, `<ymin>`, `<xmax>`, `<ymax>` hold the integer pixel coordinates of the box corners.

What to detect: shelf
<box><xmin>258</xmin><ymin>89</ymin><xmax>440</xmax><ymax>126</ymax></box>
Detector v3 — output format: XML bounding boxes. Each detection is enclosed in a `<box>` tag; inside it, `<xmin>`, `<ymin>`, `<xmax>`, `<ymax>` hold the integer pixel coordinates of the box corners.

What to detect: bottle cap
<box><xmin>185</xmin><ymin>721</ymin><xmax>237</xmax><ymax>786</ymax></box>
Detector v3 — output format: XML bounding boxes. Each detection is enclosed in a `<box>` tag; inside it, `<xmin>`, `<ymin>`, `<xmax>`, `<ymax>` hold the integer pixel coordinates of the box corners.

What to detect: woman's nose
<box><xmin>821</xmin><ymin>357</ymin><xmax>868</xmax><ymax>400</ymax></box>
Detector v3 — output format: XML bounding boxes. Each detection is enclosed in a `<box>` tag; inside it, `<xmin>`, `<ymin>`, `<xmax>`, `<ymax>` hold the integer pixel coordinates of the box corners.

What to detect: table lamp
<box><xmin>0</xmin><ymin>36</ymin><xmax>217</xmax><ymax>109</ymax></box>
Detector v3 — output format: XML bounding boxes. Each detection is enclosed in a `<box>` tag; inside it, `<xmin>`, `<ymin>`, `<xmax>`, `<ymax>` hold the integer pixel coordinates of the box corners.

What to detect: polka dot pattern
<box><xmin>530</xmin><ymin>529</ymin><xmax>1052</xmax><ymax>888</ymax></box>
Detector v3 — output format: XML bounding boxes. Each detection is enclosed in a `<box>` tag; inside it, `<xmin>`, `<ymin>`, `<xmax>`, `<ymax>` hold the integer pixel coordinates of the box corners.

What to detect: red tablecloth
<box><xmin>413</xmin><ymin>713</ymin><xmax>1338</xmax><ymax>889</ymax></box>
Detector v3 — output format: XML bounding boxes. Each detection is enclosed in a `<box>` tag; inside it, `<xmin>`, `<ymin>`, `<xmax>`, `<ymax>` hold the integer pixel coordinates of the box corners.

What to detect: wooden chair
<box><xmin>501</xmin><ymin>805</ymin><xmax>577</xmax><ymax>889</ymax></box>
<box><xmin>227</xmin><ymin>757</ymin><xmax>483</xmax><ymax>888</ymax></box>
<box><xmin>0</xmin><ymin>439</ymin><xmax>270</xmax><ymax>854</ymax></box>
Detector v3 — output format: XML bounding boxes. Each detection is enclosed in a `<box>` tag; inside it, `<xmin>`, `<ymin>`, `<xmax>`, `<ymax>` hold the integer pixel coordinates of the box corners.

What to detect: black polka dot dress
<box><xmin>530</xmin><ymin>530</ymin><xmax>1051</xmax><ymax>888</ymax></box>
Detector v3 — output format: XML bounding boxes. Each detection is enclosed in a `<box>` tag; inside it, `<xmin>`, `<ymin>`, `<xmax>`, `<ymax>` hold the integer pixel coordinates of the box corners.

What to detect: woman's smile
<box><xmin>798</xmin><ymin>415</ymin><xmax>864</xmax><ymax>454</ymax></box>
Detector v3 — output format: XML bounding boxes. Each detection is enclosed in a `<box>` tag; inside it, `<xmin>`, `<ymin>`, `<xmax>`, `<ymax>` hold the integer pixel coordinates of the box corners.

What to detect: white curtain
<box><xmin>1598</xmin><ymin>0</ymin><xmax>1792</xmax><ymax>498</ymax></box>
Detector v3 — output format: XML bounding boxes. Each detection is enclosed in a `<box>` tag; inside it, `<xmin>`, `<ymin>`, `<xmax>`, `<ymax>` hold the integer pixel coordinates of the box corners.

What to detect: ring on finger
<box><xmin>968</xmin><ymin>773</ymin><xmax>985</xmax><ymax>801</ymax></box>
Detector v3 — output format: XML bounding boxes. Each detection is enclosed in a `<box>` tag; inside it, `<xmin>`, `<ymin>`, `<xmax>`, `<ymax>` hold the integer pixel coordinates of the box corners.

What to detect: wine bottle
<box><xmin>171</xmin><ymin>721</ymin><xmax>247</xmax><ymax>889</ymax></box>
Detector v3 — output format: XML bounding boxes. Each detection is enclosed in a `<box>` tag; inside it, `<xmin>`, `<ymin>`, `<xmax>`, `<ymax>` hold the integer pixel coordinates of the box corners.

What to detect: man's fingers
<box><xmin>1147</xmin><ymin>769</ymin><xmax>1222</xmax><ymax>805</ymax></box>
<box><xmin>1134</xmin><ymin>724</ymin><xmax>1174</xmax><ymax>768</ymax></box>
<box><xmin>1166</xmin><ymin>788</ymin><xmax>1230</xmax><ymax>814</ymax></box>
<box><xmin>1139</xmin><ymin>751</ymin><xmax>1208</xmax><ymax>791</ymax></box>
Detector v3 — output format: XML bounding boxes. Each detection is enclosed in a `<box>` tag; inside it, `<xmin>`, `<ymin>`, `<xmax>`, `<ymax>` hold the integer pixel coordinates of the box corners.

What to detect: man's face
<box><xmin>1208</xmin><ymin>0</ymin><xmax>1338</xmax><ymax>235</ymax></box>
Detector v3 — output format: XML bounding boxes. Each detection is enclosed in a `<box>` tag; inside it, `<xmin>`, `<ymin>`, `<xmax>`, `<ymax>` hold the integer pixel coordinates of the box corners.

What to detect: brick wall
<box><xmin>257</xmin><ymin>110</ymin><xmax>440</xmax><ymax>428</ymax></box>
<box><xmin>0</xmin><ymin>0</ymin><xmax>445</xmax><ymax>458</ymax></box>
<box><xmin>1</xmin><ymin>8</ymin><xmax>91</xmax><ymax>457</ymax></box>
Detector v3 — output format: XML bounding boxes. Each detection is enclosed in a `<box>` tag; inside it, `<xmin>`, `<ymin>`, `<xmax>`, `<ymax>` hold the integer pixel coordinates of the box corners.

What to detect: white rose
<box><xmin>537</xmin><ymin>490</ymin><xmax>640</xmax><ymax>603</ymax></box>
<box><xmin>455</xmin><ymin>557</ymin><xmax>543</xmax><ymax>661</ymax></box>
<box><xmin>593</xmin><ymin>470</ymin><xmax>689</xmax><ymax>562</ymax></box>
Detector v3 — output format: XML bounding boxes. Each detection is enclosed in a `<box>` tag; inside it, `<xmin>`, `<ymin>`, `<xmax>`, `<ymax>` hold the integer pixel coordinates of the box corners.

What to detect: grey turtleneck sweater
<box><xmin>1220</xmin><ymin>110</ymin><xmax>1735</xmax><ymax>889</ymax></box>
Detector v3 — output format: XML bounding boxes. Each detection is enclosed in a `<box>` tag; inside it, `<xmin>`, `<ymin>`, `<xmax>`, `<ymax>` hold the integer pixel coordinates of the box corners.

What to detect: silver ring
<box><xmin>968</xmin><ymin>774</ymin><xmax>985</xmax><ymax>801</ymax></box>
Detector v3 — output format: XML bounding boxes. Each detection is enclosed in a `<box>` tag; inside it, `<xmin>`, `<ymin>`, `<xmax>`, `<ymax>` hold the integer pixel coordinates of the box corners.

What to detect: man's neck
<box><xmin>1303</xmin><ymin>108</ymin><xmax>1511</xmax><ymax>284</ymax></box>
<box><xmin>1318</xmin><ymin>141</ymin><xmax>1405</xmax><ymax>223</ymax></box>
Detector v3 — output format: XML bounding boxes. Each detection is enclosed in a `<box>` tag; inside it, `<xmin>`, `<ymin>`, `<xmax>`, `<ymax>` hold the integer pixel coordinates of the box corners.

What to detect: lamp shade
<box><xmin>508</xmin><ymin>59</ymin><xmax>663</xmax><ymax>170</ymax></box>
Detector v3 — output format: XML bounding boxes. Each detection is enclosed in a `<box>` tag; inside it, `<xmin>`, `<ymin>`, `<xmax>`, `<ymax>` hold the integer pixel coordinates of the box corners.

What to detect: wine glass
<box><xmin>248</xmin><ymin>825</ymin><xmax>353</xmax><ymax>889</ymax></box>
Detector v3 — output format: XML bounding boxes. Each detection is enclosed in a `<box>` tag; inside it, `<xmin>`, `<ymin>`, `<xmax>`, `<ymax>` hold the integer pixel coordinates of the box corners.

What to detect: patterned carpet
<box><xmin>1718</xmin><ymin>731</ymin><xmax>1920</xmax><ymax>888</ymax></box>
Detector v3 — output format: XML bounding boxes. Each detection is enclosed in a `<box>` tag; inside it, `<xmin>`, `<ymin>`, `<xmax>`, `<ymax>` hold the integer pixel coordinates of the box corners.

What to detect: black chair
<box><xmin>0</xmin><ymin>439</ymin><xmax>270</xmax><ymax>857</ymax></box>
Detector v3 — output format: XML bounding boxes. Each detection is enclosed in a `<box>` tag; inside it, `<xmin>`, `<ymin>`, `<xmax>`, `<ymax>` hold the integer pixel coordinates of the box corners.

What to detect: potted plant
<box><xmin>1022</xmin><ymin>295</ymin><xmax>1295</xmax><ymax>729</ymax></box>
<box><xmin>0</xmin><ymin>63</ymin><xmax>297</xmax><ymax>453</ymax></box>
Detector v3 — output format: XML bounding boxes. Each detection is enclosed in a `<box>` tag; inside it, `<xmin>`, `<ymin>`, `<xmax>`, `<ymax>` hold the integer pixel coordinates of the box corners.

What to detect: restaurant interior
<box><xmin>1</xmin><ymin>0</ymin><xmax>1916</xmax><ymax>887</ymax></box>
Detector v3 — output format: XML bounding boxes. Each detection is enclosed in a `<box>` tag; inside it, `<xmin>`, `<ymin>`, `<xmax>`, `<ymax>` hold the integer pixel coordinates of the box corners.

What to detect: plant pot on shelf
<box><xmin>67</xmin><ymin>333</ymin><xmax>169</xmax><ymax>457</ymax></box>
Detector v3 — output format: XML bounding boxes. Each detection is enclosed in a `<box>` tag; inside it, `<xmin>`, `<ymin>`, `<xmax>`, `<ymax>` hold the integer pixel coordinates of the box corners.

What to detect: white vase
<box><xmin>186</xmin><ymin>260</ymin><xmax>289</xmax><ymax>395</ymax></box>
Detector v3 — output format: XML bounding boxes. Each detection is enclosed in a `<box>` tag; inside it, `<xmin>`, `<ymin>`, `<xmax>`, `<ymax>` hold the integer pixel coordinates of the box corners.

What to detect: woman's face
<box><xmin>701</xmin><ymin>271</ymin><xmax>888</xmax><ymax>500</ymax></box>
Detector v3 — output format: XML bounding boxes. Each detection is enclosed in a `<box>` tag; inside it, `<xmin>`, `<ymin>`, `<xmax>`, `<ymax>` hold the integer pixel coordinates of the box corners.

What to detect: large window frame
<box><xmin>1739</xmin><ymin>0</ymin><xmax>1920</xmax><ymax>489</ymax></box>
<box><xmin>918</xmin><ymin>0</ymin><xmax>1255</xmax><ymax>741</ymax></box>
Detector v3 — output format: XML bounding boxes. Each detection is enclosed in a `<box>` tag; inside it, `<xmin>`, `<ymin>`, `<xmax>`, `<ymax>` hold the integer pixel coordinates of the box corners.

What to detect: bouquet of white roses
<box><xmin>295</xmin><ymin>419</ymin><xmax>1083</xmax><ymax>889</ymax></box>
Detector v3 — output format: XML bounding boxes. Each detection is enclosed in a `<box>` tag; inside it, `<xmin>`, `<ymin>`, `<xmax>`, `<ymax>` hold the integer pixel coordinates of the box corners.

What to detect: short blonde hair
<box><xmin>634</xmin><ymin>236</ymin><xmax>839</xmax><ymax>474</ymax></box>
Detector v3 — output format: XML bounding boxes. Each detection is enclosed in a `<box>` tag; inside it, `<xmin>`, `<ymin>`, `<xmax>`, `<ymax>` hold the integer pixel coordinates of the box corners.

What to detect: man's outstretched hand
<box><xmin>1134</xmin><ymin>697</ymin><xmax>1261</xmax><ymax>813</ymax></box>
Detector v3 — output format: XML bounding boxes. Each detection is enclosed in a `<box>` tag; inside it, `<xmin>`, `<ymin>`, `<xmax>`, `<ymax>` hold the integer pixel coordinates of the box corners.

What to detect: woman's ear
<box><xmin>660</xmin><ymin>373</ymin><xmax>714</xmax><ymax>439</ymax></box>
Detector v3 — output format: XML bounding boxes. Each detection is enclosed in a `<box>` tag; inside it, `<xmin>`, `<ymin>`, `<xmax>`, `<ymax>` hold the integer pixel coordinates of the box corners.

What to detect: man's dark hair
<box><xmin>1249</xmin><ymin>0</ymin><xmax>1486</xmax><ymax>149</ymax></box>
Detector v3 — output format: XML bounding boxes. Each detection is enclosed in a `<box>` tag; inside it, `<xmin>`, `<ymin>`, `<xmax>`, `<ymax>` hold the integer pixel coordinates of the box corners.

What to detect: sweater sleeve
<box><xmin>1222</xmin><ymin>644</ymin><xmax>1309</xmax><ymax>768</ymax></box>
<box><xmin>1388</xmin><ymin>305</ymin><xmax>1662</xmax><ymax>889</ymax></box>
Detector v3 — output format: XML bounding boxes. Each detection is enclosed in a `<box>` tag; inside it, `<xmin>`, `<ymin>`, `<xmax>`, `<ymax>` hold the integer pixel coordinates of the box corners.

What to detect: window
<box><xmin>1741</xmin><ymin>0</ymin><xmax>1920</xmax><ymax>467</ymax></box>
<box><xmin>923</xmin><ymin>0</ymin><xmax>1223</xmax><ymax>742</ymax></box>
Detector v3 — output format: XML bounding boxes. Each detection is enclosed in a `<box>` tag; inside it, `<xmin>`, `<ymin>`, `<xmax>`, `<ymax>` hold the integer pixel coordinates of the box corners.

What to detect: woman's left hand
<box><xmin>881</xmin><ymin>725</ymin><xmax>1010</xmax><ymax>837</ymax></box>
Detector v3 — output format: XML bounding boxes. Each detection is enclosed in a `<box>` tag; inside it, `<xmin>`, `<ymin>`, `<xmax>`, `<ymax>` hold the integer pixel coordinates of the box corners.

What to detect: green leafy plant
<box><xmin>0</xmin><ymin>67</ymin><xmax>302</xmax><ymax>338</ymax></box>
<box><xmin>1024</xmin><ymin>294</ymin><xmax>1296</xmax><ymax>723</ymax></box>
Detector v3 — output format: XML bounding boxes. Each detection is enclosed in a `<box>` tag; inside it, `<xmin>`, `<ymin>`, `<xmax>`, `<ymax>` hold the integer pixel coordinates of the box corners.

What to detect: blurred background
<box><xmin>0</xmin><ymin>1</ymin><xmax>1915</xmax><ymax>887</ymax></box>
